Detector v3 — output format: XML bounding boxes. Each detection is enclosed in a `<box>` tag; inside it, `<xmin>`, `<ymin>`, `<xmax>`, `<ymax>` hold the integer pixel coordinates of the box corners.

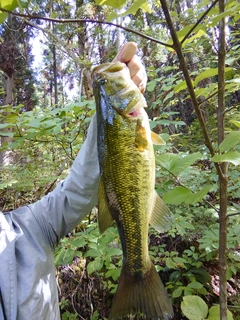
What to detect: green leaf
<box><xmin>106</xmin><ymin>247</ymin><xmax>122</xmax><ymax>256</ymax></box>
<box><xmin>182</xmin><ymin>29</ymin><xmax>206</xmax><ymax>48</ymax></box>
<box><xmin>70</xmin><ymin>237</ymin><xmax>86</xmax><ymax>248</ymax></box>
<box><xmin>187</xmin><ymin>281</ymin><xmax>203</xmax><ymax>289</ymax></box>
<box><xmin>106</xmin><ymin>0</ymin><xmax>151</xmax><ymax>21</ymax></box>
<box><xmin>0</xmin><ymin>131</ymin><xmax>14</xmax><ymax>138</ymax></box>
<box><xmin>181</xmin><ymin>295</ymin><xmax>208</xmax><ymax>320</ymax></box>
<box><xmin>195</xmin><ymin>67</ymin><xmax>232</xmax><ymax>86</ymax></box>
<box><xmin>165</xmin><ymin>257</ymin><xmax>178</xmax><ymax>269</ymax></box>
<box><xmin>211</xmin><ymin>151</ymin><xmax>240</xmax><ymax>166</ymax></box>
<box><xmin>230</xmin><ymin>120</ymin><xmax>240</xmax><ymax>128</ymax></box>
<box><xmin>219</xmin><ymin>131</ymin><xmax>240</xmax><ymax>152</ymax></box>
<box><xmin>0</xmin><ymin>0</ymin><xmax>18</xmax><ymax>10</ymax></box>
<box><xmin>163</xmin><ymin>187</ymin><xmax>191</xmax><ymax>205</ymax></box>
<box><xmin>185</xmin><ymin>185</ymin><xmax>212</xmax><ymax>205</ymax></box>
<box><xmin>122</xmin><ymin>0</ymin><xmax>149</xmax><ymax>15</ymax></box>
<box><xmin>0</xmin><ymin>123</ymin><xmax>11</xmax><ymax>129</ymax></box>
<box><xmin>87</xmin><ymin>260</ymin><xmax>97</xmax><ymax>274</ymax></box>
<box><xmin>156</xmin><ymin>152</ymin><xmax>202</xmax><ymax>175</ymax></box>
<box><xmin>106</xmin><ymin>11</ymin><xmax>118</xmax><ymax>21</ymax></box>
<box><xmin>95</xmin><ymin>0</ymin><xmax>126</xmax><ymax>9</ymax></box>
<box><xmin>171</xmin><ymin>153</ymin><xmax>202</xmax><ymax>175</ymax></box>
<box><xmin>147</xmin><ymin>79</ymin><xmax>157</xmax><ymax>92</ymax></box>
<box><xmin>174</xmin><ymin>80</ymin><xmax>187</xmax><ymax>93</ymax></box>
<box><xmin>84</xmin><ymin>249</ymin><xmax>100</xmax><ymax>258</ymax></box>
<box><xmin>54</xmin><ymin>248</ymin><xmax>75</xmax><ymax>266</ymax></box>
<box><xmin>172</xmin><ymin>256</ymin><xmax>188</xmax><ymax>268</ymax></box>
<box><xmin>172</xmin><ymin>287</ymin><xmax>183</xmax><ymax>298</ymax></box>
<box><xmin>208</xmin><ymin>305</ymin><xmax>233</xmax><ymax>320</ymax></box>
<box><xmin>163</xmin><ymin>184</ymin><xmax>212</xmax><ymax>205</ymax></box>
<box><xmin>0</xmin><ymin>12</ymin><xmax>8</xmax><ymax>23</ymax></box>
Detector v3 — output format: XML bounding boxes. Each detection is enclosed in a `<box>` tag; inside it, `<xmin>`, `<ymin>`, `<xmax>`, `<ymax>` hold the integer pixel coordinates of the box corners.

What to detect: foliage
<box><xmin>181</xmin><ymin>295</ymin><xmax>233</xmax><ymax>320</ymax></box>
<box><xmin>1</xmin><ymin>0</ymin><xmax>240</xmax><ymax>319</ymax></box>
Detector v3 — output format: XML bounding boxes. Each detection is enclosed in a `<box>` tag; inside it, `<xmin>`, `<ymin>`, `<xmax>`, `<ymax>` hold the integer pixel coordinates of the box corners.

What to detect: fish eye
<box><xmin>99</xmin><ymin>78</ymin><xmax>107</xmax><ymax>85</ymax></box>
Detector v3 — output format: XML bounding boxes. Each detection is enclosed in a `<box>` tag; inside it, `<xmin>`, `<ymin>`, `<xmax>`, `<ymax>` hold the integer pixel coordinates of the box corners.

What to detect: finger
<box><xmin>113</xmin><ymin>42</ymin><xmax>138</xmax><ymax>63</ymax></box>
<box><xmin>127</xmin><ymin>56</ymin><xmax>147</xmax><ymax>92</ymax></box>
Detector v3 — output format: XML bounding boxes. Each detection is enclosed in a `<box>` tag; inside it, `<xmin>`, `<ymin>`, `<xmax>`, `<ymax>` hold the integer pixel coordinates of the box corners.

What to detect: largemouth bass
<box><xmin>92</xmin><ymin>61</ymin><xmax>173</xmax><ymax>320</ymax></box>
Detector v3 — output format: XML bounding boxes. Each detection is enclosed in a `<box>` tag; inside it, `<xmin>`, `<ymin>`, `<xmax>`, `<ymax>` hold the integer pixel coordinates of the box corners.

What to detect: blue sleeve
<box><xmin>28</xmin><ymin>114</ymin><xmax>100</xmax><ymax>242</ymax></box>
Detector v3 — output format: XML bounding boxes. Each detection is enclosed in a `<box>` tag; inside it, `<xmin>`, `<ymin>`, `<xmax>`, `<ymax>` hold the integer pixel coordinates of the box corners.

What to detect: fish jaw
<box><xmin>92</xmin><ymin>61</ymin><xmax>147</xmax><ymax>119</ymax></box>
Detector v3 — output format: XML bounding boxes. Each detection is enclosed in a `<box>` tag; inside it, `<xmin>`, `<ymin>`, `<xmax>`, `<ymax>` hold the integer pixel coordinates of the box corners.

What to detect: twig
<box><xmin>181</xmin><ymin>0</ymin><xmax>219</xmax><ymax>45</ymax></box>
<box><xmin>24</xmin><ymin>19</ymin><xmax>81</xmax><ymax>66</ymax></box>
<box><xmin>227</xmin><ymin>212</ymin><xmax>240</xmax><ymax>218</ymax></box>
<box><xmin>159</xmin><ymin>0</ymin><xmax>224</xmax><ymax>180</ymax></box>
<box><xmin>0</xmin><ymin>8</ymin><xmax>173</xmax><ymax>48</ymax></box>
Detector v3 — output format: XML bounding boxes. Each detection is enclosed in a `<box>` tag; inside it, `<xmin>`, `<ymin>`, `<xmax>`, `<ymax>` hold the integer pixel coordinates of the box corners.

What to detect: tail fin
<box><xmin>109</xmin><ymin>263</ymin><xmax>173</xmax><ymax>320</ymax></box>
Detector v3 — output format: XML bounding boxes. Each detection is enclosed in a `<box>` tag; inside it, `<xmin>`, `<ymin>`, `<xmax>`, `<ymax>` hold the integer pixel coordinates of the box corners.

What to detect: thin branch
<box><xmin>181</xmin><ymin>0</ymin><xmax>219</xmax><ymax>45</ymax></box>
<box><xmin>227</xmin><ymin>212</ymin><xmax>240</xmax><ymax>218</ymax></box>
<box><xmin>24</xmin><ymin>19</ymin><xmax>81</xmax><ymax>66</ymax></box>
<box><xmin>223</xmin><ymin>104</ymin><xmax>239</xmax><ymax>115</ymax></box>
<box><xmin>198</xmin><ymin>90</ymin><xmax>218</xmax><ymax>106</ymax></box>
<box><xmin>0</xmin><ymin>8</ymin><xmax>173</xmax><ymax>48</ymax></box>
<box><xmin>159</xmin><ymin>0</ymin><xmax>224</xmax><ymax>180</ymax></box>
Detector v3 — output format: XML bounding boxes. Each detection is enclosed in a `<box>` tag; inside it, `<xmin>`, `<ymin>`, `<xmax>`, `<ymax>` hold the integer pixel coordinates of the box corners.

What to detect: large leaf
<box><xmin>219</xmin><ymin>131</ymin><xmax>240</xmax><ymax>152</ymax></box>
<box><xmin>195</xmin><ymin>67</ymin><xmax>232</xmax><ymax>86</ymax></box>
<box><xmin>106</xmin><ymin>0</ymin><xmax>151</xmax><ymax>21</ymax></box>
<box><xmin>182</xmin><ymin>29</ymin><xmax>206</xmax><ymax>48</ymax></box>
<box><xmin>163</xmin><ymin>185</ymin><xmax>211</xmax><ymax>205</ymax></box>
<box><xmin>208</xmin><ymin>305</ymin><xmax>233</xmax><ymax>320</ymax></box>
<box><xmin>174</xmin><ymin>80</ymin><xmax>187</xmax><ymax>93</ymax></box>
<box><xmin>156</xmin><ymin>152</ymin><xmax>202</xmax><ymax>176</ymax></box>
<box><xmin>96</xmin><ymin>0</ymin><xmax>126</xmax><ymax>9</ymax></box>
<box><xmin>0</xmin><ymin>0</ymin><xmax>19</xmax><ymax>23</ymax></box>
<box><xmin>1</xmin><ymin>131</ymin><xmax>14</xmax><ymax>138</ymax></box>
<box><xmin>211</xmin><ymin>151</ymin><xmax>240</xmax><ymax>166</ymax></box>
<box><xmin>230</xmin><ymin>120</ymin><xmax>240</xmax><ymax>128</ymax></box>
<box><xmin>163</xmin><ymin>187</ymin><xmax>191</xmax><ymax>205</ymax></box>
<box><xmin>181</xmin><ymin>296</ymin><xmax>208</xmax><ymax>320</ymax></box>
<box><xmin>185</xmin><ymin>185</ymin><xmax>212</xmax><ymax>205</ymax></box>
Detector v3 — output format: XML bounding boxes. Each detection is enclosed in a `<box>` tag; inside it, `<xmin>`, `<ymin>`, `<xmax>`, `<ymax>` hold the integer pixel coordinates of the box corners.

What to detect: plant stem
<box><xmin>218</xmin><ymin>0</ymin><xmax>228</xmax><ymax>318</ymax></box>
<box><xmin>159</xmin><ymin>0</ymin><xmax>223</xmax><ymax>175</ymax></box>
<box><xmin>159</xmin><ymin>0</ymin><xmax>229</xmax><ymax>317</ymax></box>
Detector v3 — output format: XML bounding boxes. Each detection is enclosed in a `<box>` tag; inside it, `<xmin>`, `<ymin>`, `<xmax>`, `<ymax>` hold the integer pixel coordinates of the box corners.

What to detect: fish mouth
<box><xmin>92</xmin><ymin>62</ymin><xmax>146</xmax><ymax>119</ymax></box>
<box><xmin>91</xmin><ymin>61</ymin><xmax>128</xmax><ymax>78</ymax></box>
<box><xmin>127</xmin><ymin>107</ymin><xmax>144</xmax><ymax>118</ymax></box>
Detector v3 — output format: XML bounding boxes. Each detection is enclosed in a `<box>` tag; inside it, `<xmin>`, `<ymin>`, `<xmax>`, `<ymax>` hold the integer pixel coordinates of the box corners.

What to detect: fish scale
<box><xmin>92</xmin><ymin>61</ymin><xmax>174</xmax><ymax>320</ymax></box>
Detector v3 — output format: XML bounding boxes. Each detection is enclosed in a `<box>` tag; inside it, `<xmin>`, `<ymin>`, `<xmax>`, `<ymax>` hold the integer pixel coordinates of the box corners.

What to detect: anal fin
<box><xmin>149</xmin><ymin>190</ymin><xmax>173</xmax><ymax>233</ymax></box>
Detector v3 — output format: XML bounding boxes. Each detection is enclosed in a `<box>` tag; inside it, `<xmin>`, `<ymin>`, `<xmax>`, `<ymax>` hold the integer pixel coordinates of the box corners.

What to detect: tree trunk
<box><xmin>0</xmin><ymin>73</ymin><xmax>15</xmax><ymax>165</ymax></box>
<box><xmin>52</xmin><ymin>43</ymin><xmax>58</xmax><ymax>107</ymax></box>
<box><xmin>217</xmin><ymin>0</ymin><xmax>228</xmax><ymax>319</ymax></box>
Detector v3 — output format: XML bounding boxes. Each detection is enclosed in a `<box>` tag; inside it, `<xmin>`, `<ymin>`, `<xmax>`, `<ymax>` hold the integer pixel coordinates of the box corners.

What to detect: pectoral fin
<box><xmin>98</xmin><ymin>178</ymin><xmax>114</xmax><ymax>234</ymax></box>
<box><xmin>149</xmin><ymin>190</ymin><xmax>173</xmax><ymax>233</ymax></box>
<box><xmin>151</xmin><ymin>131</ymin><xmax>166</xmax><ymax>145</ymax></box>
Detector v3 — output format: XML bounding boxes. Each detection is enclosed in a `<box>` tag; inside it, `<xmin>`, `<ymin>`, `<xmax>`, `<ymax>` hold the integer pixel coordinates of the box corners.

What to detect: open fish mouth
<box><xmin>92</xmin><ymin>61</ymin><xmax>146</xmax><ymax>119</ymax></box>
<box><xmin>92</xmin><ymin>61</ymin><xmax>128</xmax><ymax>77</ymax></box>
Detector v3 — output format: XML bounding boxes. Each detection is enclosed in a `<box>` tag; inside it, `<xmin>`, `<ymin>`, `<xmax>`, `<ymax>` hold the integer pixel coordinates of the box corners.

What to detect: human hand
<box><xmin>113</xmin><ymin>42</ymin><xmax>147</xmax><ymax>93</ymax></box>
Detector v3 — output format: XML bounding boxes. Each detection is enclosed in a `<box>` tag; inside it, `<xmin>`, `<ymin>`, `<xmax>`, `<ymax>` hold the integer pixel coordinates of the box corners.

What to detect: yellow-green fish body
<box><xmin>92</xmin><ymin>62</ymin><xmax>173</xmax><ymax>320</ymax></box>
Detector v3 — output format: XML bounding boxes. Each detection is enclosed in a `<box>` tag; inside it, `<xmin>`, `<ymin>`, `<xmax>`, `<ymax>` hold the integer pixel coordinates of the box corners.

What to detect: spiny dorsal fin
<box><xmin>149</xmin><ymin>190</ymin><xmax>173</xmax><ymax>233</ymax></box>
<box><xmin>151</xmin><ymin>131</ymin><xmax>166</xmax><ymax>145</ymax></box>
<box><xmin>98</xmin><ymin>178</ymin><xmax>114</xmax><ymax>234</ymax></box>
